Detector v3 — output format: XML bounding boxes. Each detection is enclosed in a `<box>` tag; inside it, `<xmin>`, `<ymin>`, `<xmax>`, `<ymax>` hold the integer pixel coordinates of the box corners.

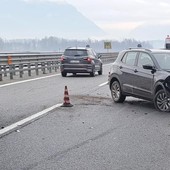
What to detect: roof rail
<box><xmin>128</xmin><ymin>47</ymin><xmax>151</xmax><ymax>52</ymax></box>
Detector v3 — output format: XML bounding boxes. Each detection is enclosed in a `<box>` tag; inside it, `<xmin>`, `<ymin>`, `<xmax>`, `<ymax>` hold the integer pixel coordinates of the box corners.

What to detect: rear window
<box><xmin>64</xmin><ymin>49</ymin><xmax>88</xmax><ymax>56</ymax></box>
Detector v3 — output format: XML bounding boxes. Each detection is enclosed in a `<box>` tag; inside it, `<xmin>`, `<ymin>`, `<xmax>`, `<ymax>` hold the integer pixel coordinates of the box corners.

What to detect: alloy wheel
<box><xmin>111</xmin><ymin>81</ymin><xmax>126</xmax><ymax>103</ymax></box>
<box><xmin>155</xmin><ymin>90</ymin><xmax>170</xmax><ymax>112</ymax></box>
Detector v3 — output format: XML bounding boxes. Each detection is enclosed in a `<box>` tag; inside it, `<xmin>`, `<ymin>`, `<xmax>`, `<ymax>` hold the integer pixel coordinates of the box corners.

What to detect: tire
<box><xmin>111</xmin><ymin>81</ymin><xmax>126</xmax><ymax>103</ymax></box>
<box><xmin>98</xmin><ymin>65</ymin><xmax>103</xmax><ymax>75</ymax></box>
<box><xmin>154</xmin><ymin>89</ymin><xmax>170</xmax><ymax>112</ymax></box>
<box><xmin>90</xmin><ymin>68</ymin><xmax>95</xmax><ymax>77</ymax></box>
<box><xmin>61</xmin><ymin>72</ymin><xmax>67</xmax><ymax>77</ymax></box>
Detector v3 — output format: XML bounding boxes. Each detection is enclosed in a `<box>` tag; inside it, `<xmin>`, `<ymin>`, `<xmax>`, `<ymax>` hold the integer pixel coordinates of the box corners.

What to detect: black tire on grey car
<box><xmin>111</xmin><ymin>81</ymin><xmax>126</xmax><ymax>103</ymax></box>
<box><xmin>154</xmin><ymin>89</ymin><xmax>170</xmax><ymax>112</ymax></box>
<box><xmin>98</xmin><ymin>65</ymin><xmax>102</xmax><ymax>75</ymax></box>
<box><xmin>61</xmin><ymin>72</ymin><xmax>67</xmax><ymax>77</ymax></box>
<box><xmin>90</xmin><ymin>68</ymin><xmax>95</xmax><ymax>77</ymax></box>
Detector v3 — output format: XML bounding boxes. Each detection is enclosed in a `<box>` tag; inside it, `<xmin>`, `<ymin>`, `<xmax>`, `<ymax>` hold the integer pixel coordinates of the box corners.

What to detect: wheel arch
<box><xmin>154</xmin><ymin>81</ymin><xmax>164</xmax><ymax>95</ymax></box>
<box><xmin>109</xmin><ymin>76</ymin><xmax>120</xmax><ymax>90</ymax></box>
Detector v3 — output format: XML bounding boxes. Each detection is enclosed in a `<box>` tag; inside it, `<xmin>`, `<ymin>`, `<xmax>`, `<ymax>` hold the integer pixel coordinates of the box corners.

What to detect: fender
<box><xmin>163</xmin><ymin>76</ymin><xmax>170</xmax><ymax>97</ymax></box>
<box><xmin>155</xmin><ymin>76</ymin><xmax>170</xmax><ymax>98</ymax></box>
<box><xmin>108</xmin><ymin>73</ymin><xmax>122</xmax><ymax>89</ymax></box>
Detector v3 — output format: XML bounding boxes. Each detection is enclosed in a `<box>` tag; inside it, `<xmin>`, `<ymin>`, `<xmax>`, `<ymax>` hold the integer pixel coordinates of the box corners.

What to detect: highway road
<box><xmin>1</xmin><ymin>63</ymin><xmax>170</xmax><ymax>170</ymax></box>
<box><xmin>0</xmin><ymin>63</ymin><xmax>111</xmax><ymax>129</ymax></box>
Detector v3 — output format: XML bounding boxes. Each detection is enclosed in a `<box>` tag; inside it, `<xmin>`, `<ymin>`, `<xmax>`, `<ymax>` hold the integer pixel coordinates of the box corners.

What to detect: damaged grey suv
<box><xmin>108</xmin><ymin>48</ymin><xmax>170</xmax><ymax>112</ymax></box>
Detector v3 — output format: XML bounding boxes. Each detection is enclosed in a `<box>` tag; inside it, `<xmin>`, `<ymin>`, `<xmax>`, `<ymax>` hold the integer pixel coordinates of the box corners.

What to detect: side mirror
<box><xmin>143</xmin><ymin>64</ymin><xmax>156</xmax><ymax>73</ymax></box>
<box><xmin>97</xmin><ymin>54</ymin><xmax>102</xmax><ymax>58</ymax></box>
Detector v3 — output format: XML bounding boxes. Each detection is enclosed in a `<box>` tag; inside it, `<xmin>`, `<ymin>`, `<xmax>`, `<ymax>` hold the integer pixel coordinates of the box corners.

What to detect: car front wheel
<box><xmin>154</xmin><ymin>89</ymin><xmax>170</xmax><ymax>112</ymax></box>
<box><xmin>111</xmin><ymin>81</ymin><xmax>126</xmax><ymax>103</ymax></box>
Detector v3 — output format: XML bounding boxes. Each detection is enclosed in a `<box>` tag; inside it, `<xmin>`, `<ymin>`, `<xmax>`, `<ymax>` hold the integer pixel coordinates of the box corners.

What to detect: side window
<box><xmin>121</xmin><ymin>52</ymin><xmax>137</xmax><ymax>66</ymax></box>
<box><xmin>137</xmin><ymin>53</ymin><xmax>153</xmax><ymax>68</ymax></box>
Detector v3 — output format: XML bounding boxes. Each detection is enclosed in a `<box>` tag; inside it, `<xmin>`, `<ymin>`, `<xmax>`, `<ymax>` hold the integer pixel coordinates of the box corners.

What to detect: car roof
<box><xmin>65</xmin><ymin>47</ymin><xmax>91</xmax><ymax>50</ymax></box>
<box><xmin>127</xmin><ymin>48</ymin><xmax>170</xmax><ymax>53</ymax></box>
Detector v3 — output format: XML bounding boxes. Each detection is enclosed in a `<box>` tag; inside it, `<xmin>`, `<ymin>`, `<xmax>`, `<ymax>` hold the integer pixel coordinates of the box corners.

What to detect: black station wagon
<box><xmin>108</xmin><ymin>48</ymin><xmax>170</xmax><ymax>112</ymax></box>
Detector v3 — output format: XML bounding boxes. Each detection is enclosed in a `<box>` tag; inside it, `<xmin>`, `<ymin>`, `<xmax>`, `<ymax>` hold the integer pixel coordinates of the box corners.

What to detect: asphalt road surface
<box><xmin>0</xmin><ymin>64</ymin><xmax>170</xmax><ymax>170</ymax></box>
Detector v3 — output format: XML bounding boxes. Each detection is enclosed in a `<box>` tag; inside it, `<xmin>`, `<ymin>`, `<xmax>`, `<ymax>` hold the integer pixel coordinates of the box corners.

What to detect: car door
<box><xmin>119</xmin><ymin>51</ymin><xmax>138</xmax><ymax>94</ymax></box>
<box><xmin>132</xmin><ymin>52</ymin><xmax>155</xmax><ymax>99</ymax></box>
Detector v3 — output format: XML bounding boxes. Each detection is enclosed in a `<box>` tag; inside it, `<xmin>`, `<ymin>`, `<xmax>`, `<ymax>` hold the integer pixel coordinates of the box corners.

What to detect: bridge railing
<box><xmin>0</xmin><ymin>52</ymin><xmax>118</xmax><ymax>81</ymax></box>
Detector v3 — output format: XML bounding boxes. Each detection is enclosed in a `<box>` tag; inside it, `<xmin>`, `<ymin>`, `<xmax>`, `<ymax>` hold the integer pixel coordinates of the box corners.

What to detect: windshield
<box><xmin>153</xmin><ymin>53</ymin><xmax>170</xmax><ymax>70</ymax></box>
<box><xmin>64</xmin><ymin>49</ymin><xmax>88</xmax><ymax>56</ymax></box>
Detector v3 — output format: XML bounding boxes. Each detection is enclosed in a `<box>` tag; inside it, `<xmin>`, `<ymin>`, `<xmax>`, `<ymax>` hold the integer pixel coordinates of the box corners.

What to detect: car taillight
<box><xmin>84</xmin><ymin>57</ymin><xmax>92</xmax><ymax>63</ymax></box>
<box><xmin>60</xmin><ymin>55</ymin><xmax>65</xmax><ymax>61</ymax></box>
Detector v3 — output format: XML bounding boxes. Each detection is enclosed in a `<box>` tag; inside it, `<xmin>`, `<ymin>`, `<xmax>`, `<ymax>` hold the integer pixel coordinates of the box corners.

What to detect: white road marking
<box><xmin>0</xmin><ymin>74</ymin><xmax>61</xmax><ymax>88</ymax></box>
<box><xmin>103</xmin><ymin>63</ymin><xmax>113</xmax><ymax>66</ymax></box>
<box><xmin>0</xmin><ymin>103</ymin><xmax>62</xmax><ymax>137</ymax></box>
<box><xmin>99</xmin><ymin>82</ymin><xmax>108</xmax><ymax>87</ymax></box>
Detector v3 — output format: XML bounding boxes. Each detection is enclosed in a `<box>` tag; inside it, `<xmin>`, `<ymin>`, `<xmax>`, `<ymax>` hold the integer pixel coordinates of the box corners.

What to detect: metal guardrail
<box><xmin>0</xmin><ymin>52</ymin><xmax>118</xmax><ymax>81</ymax></box>
<box><xmin>100</xmin><ymin>52</ymin><xmax>118</xmax><ymax>63</ymax></box>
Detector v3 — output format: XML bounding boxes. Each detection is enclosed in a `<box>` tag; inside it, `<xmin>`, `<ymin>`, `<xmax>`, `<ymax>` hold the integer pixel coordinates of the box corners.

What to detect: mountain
<box><xmin>0</xmin><ymin>0</ymin><xmax>105</xmax><ymax>39</ymax></box>
<box><xmin>129</xmin><ymin>23</ymin><xmax>170</xmax><ymax>41</ymax></box>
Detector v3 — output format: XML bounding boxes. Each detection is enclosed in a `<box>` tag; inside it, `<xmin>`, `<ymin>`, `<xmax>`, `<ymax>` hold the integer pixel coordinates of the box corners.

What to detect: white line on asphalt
<box><xmin>99</xmin><ymin>82</ymin><xmax>108</xmax><ymax>87</ymax></box>
<box><xmin>0</xmin><ymin>74</ymin><xmax>61</xmax><ymax>88</ymax></box>
<box><xmin>103</xmin><ymin>63</ymin><xmax>113</xmax><ymax>66</ymax></box>
<box><xmin>0</xmin><ymin>103</ymin><xmax>62</xmax><ymax>137</ymax></box>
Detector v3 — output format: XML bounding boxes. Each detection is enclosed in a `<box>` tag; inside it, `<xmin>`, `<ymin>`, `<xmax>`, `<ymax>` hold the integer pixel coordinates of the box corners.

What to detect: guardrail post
<box><xmin>9</xmin><ymin>65</ymin><xmax>13</xmax><ymax>80</ymax></box>
<box><xmin>48</xmin><ymin>61</ymin><xmax>52</xmax><ymax>73</ymax></box>
<box><xmin>0</xmin><ymin>66</ymin><xmax>2</xmax><ymax>81</ymax></box>
<box><xmin>35</xmin><ymin>62</ymin><xmax>39</xmax><ymax>75</ymax></box>
<box><xmin>51</xmin><ymin>61</ymin><xmax>54</xmax><ymax>70</ymax></box>
<box><xmin>42</xmin><ymin>62</ymin><xmax>46</xmax><ymax>74</ymax></box>
<box><xmin>55</xmin><ymin>61</ymin><xmax>58</xmax><ymax>72</ymax></box>
<box><xmin>28</xmin><ymin>63</ymin><xmax>31</xmax><ymax>76</ymax></box>
<box><xmin>12</xmin><ymin>64</ymin><xmax>16</xmax><ymax>75</ymax></box>
<box><xmin>19</xmin><ymin>64</ymin><xmax>23</xmax><ymax>78</ymax></box>
<box><xmin>3</xmin><ymin>65</ymin><xmax>7</xmax><ymax>77</ymax></box>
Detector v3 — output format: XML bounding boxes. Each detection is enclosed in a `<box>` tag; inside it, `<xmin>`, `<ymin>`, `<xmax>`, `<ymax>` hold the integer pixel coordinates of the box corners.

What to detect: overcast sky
<box><xmin>49</xmin><ymin>0</ymin><xmax>170</xmax><ymax>40</ymax></box>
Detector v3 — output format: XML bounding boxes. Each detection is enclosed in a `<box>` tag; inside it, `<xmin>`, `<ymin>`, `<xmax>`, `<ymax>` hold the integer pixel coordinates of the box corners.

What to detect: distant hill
<box><xmin>130</xmin><ymin>23</ymin><xmax>170</xmax><ymax>42</ymax></box>
<box><xmin>0</xmin><ymin>0</ymin><xmax>105</xmax><ymax>39</ymax></box>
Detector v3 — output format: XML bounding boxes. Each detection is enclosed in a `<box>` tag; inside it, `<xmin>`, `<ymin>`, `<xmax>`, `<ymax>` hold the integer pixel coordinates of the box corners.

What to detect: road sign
<box><xmin>104</xmin><ymin>41</ymin><xmax>112</xmax><ymax>49</ymax></box>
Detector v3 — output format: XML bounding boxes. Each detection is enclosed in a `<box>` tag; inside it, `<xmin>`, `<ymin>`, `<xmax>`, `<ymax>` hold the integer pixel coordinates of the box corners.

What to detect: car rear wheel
<box><xmin>98</xmin><ymin>66</ymin><xmax>103</xmax><ymax>75</ymax></box>
<box><xmin>111</xmin><ymin>81</ymin><xmax>126</xmax><ymax>103</ymax></box>
<box><xmin>90</xmin><ymin>68</ymin><xmax>95</xmax><ymax>77</ymax></box>
<box><xmin>61</xmin><ymin>72</ymin><xmax>67</xmax><ymax>77</ymax></box>
<box><xmin>154</xmin><ymin>89</ymin><xmax>170</xmax><ymax>112</ymax></box>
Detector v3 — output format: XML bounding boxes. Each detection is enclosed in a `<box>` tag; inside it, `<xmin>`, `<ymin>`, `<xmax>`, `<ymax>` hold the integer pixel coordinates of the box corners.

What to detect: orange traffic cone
<box><xmin>61</xmin><ymin>86</ymin><xmax>73</xmax><ymax>107</ymax></box>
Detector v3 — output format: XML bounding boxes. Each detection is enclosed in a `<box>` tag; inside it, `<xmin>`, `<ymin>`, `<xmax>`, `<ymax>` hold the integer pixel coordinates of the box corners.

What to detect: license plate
<box><xmin>70</xmin><ymin>60</ymin><xmax>80</xmax><ymax>63</ymax></box>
